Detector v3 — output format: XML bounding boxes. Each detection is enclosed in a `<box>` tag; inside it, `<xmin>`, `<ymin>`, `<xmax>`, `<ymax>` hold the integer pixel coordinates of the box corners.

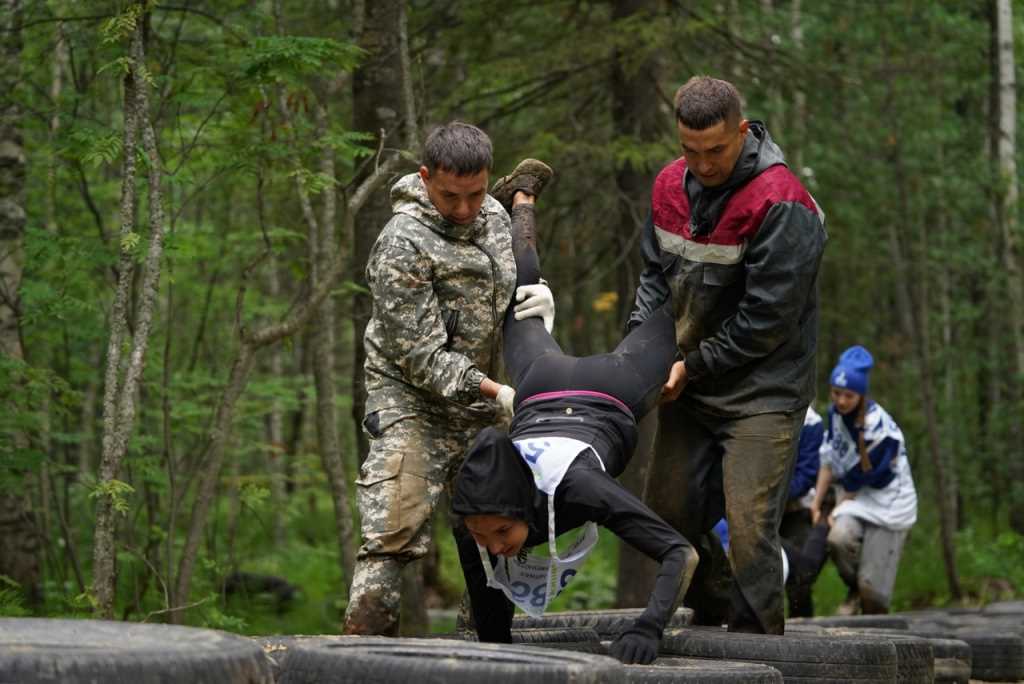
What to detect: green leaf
<box><xmin>239</xmin><ymin>37</ymin><xmax>363</xmax><ymax>83</ymax></box>
<box><xmin>89</xmin><ymin>479</ymin><xmax>136</xmax><ymax>516</ymax></box>
<box><xmin>121</xmin><ymin>232</ymin><xmax>141</xmax><ymax>254</ymax></box>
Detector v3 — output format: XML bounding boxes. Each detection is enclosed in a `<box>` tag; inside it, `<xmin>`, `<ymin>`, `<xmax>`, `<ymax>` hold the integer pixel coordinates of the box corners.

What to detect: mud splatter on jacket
<box><xmin>629</xmin><ymin>122</ymin><xmax>827</xmax><ymax>417</ymax></box>
<box><xmin>363</xmin><ymin>172</ymin><xmax>517</xmax><ymax>424</ymax></box>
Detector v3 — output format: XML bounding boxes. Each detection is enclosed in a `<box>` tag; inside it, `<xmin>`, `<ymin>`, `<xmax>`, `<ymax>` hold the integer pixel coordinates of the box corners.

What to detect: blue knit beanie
<box><xmin>829</xmin><ymin>345</ymin><xmax>873</xmax><ymax>395</ymax></box>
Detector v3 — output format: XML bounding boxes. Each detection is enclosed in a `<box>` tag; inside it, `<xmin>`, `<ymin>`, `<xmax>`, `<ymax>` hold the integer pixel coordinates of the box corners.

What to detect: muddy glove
<box><xmin>496</xmin><ymin>385</ymin><xmax>516</xmax><ymax>418</ymax></box>
<box><xmin>609</xmin><ymin>616</ymin><xmax>660</xmax><ymax>665</ymax></box>
<box><xmin>513</xmin><ymin>282</ymin><xmax>554</xmax><ymax>333</ymax></box>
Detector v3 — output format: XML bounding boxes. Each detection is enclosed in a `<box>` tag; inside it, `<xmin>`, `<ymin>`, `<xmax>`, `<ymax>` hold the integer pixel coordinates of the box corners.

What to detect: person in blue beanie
<box><xmin>809</xmin><ymin>345</ymin><xmax>917</xmax><ymax>615</ymax></box>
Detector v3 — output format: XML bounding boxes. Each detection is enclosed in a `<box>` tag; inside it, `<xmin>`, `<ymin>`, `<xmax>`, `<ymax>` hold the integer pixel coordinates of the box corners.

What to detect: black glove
<box><xmin>609</xmin><ymin>616</ymin><xmax>661</xmax><ymax>665</ymax></box>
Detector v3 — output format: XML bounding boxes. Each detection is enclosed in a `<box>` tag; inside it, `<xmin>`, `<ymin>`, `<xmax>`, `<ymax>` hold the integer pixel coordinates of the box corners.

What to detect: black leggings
<box><xmin>503</xmin><ymin>205</ymin><xmax>678</xmax><ymax>418</ymax></box>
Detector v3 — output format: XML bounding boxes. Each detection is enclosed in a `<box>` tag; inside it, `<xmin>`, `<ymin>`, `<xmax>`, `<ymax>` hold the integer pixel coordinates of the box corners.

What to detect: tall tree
<box><xmin>993</xmin><ymin>0</ymin><xmax>1024</xmax><ymax>533</ymax></box>
<box><xmin>351</xmin><ymin>0</ymin><xmax>422</xmax><ymax>635</ymax></box>
<box><xmin>609</xmin><ymin>0</ymin><xmax>663</xmax><ymax>609</ymax></box>
<box><xmin>0</xmin><ymin>0</ymin><xmax>41</xmax><ymax>608</ymax></box>
<box><xmin>351</xmin><ymin>0</ymin><xmax>415</xmax><ymax>467</ymax></box>
<box><xmin>93</xmin><ymin>5</ymin><xmax>171</xmax><ymax>618</ymax></box>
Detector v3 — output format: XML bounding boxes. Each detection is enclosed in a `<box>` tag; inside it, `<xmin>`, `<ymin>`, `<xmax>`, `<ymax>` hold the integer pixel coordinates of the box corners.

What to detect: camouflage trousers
<box><xmin>342</xmin><ymin>409</ymin><xmax>491</xmax><ymax>636</ymax></box>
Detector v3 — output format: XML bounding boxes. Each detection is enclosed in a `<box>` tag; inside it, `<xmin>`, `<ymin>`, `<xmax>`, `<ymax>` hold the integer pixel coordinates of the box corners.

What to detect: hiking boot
<box><xmin>490</xmin><ymin>158</ymin><xmax>554</xmax><ymax>212</ymax></box>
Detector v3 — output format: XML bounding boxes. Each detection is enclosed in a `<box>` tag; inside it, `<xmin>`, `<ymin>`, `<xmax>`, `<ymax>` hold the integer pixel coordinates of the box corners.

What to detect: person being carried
<box><xmin>809</xmin><ymin>345</ymin><xmax>918</xmax><ymax>615</ymax></box>
<box><xmin>451</xmin><ymin>164</ymin><xmax>698</xmax><ymax>666</ymax></box>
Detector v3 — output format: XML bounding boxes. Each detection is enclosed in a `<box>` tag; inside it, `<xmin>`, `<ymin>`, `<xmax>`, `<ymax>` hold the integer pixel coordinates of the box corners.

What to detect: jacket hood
<box><xmin>731</xmin><ymin>120</ymin><xmax>785</xmax><ymax>185</ymax></box>
<box><xmin>452</xmin><ymin>427</ymin><xmax>538</xmax><ymax>521</ymax></box>
<box><xmin>685</xmin><ymin>120</ymin><xmax>786</xmax><ymax>236</ymax></box>
<box><xmin>390</xmin><ymin>172</ymin><xmax>503</xmax><ymax>242</ymax></box>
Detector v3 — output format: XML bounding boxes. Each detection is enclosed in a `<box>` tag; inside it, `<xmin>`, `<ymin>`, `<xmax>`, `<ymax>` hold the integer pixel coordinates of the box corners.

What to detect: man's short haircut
<box><xmin>422</xmin><ymin>121</ymin><xmax>493</xmax><ymax>176</ymax></box>
<box><xmin>674</xmin><ymin>76</ymin><xmax>744</xmax><ymax>130</ymax></box>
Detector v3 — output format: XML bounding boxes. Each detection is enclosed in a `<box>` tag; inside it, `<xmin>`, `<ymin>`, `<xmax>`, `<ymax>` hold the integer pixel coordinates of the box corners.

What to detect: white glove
<box><xmin>496</xmin><ymin>385</ymin><xmax>516</xmax><ymax>417</ymax></box>
<box><xmin>513</xmin><ymin>282</ymin><xmax>555</xmax><ymax>334</ymax></box>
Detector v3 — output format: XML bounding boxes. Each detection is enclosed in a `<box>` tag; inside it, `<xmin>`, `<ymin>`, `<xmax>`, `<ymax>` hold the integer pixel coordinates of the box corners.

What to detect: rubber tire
<box><xmin>927</xmin><ymin>639</ymin><xmax>972</xmax><ymax>684</ymax></box>
<box><xmin>512</xmin><ymin>608</ymin><xmax>693</xmax><ymax>637</ymax></box>
<box><xmin>905</xmin><ymin>625</ymin><xmax>1024</xmax><ymax>682</ymax></box>
<box><xmin>623</xmin><ymin>657</ymin><xmax>783</xmax><ymax>683</ymax></box>
<box><xmin>0</xmin><ymin>617</ymin><xmax>273</xmax><ymax>684</ymax></box>
<box><xmin>659</xmin><ymin>627</ymin><xmax>897</xmax><ymax>683</ymax></box>
<box><xmin>788</xmin><ymin>614</ymin><xmax>909</xmax><ymax>630</ymax></box>
<box><xmin>982</xmin><ymin>600</ymin><xmax>1024</xmax><ymax>616</ymax></box>
<box><xmin>450</xmin><ymin>627</ymin><xmax>602</xmax><ymax>644</ymax></box>
<box><xmin>825</xmin><ymin>627</ymin><xmax>968</xmax><ymax>684</ymax></box>
<box><xmin>255</xmin><ymin>635</ymin><xmax>340</xmax><ymax>681</ymax></box>
<box><xmin>277</xmin><ymin>636</ymin><xmax>624</xmax><ymax>684</ymax></box>
<box><xmin>790</xmin><ymin>626</ymin><xmax>933</xmax><ymax>683</ymax></box>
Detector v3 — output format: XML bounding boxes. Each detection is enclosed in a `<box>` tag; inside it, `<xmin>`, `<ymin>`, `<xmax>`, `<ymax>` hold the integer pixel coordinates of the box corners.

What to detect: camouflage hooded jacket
<box><xmin>363</xmin><ymin>172</ymin><xmax>517</xmax><ymax>424</ymax></box>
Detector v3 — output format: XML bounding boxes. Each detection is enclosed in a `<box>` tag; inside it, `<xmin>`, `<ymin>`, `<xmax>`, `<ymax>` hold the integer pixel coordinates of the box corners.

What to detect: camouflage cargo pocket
<box><xmin>362</xmin><ymin>408</ymin><xmax>415</xmax><ymax>440</ymax></box>
<box><xmin>355</xmin><ymin>448</ymin><xmax>404</xmax><ymax>535</ymax></box>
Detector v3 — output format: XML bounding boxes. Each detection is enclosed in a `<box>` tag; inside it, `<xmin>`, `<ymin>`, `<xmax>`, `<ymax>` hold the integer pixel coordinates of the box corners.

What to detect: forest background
<box><xmin>2</xmin><ymin>0</ymin><xmax>1024</xmax><ymax>636</ymax></box>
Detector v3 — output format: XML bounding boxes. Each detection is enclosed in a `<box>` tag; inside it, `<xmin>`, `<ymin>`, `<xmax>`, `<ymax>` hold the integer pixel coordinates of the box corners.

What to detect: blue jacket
<box><xmin>789</xmin><ymin>406</ymin><xmax>823</xmax><ymax>500</ymax></box>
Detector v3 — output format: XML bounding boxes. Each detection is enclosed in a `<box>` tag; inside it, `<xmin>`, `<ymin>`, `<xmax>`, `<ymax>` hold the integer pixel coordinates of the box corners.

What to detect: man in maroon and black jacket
<box><xmin>628</xmin><ymin>76</ymin><xmax>827</xmax><ymax>635</ymax></box>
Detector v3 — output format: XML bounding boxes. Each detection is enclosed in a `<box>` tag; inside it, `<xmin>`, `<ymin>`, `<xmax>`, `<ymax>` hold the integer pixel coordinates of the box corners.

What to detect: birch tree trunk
<box><xmin>93</xmin><ymin>9</ymin><xmax>171</xmax><ymax>618</ymax></box>
<box><xmin>0</xmin><ymin>0</ymin><xmax>42</xmax><ymax>608</ymax></box>
<box><xmin>994</xmin><ymin>0</ymin><xmax>1024</xmax><ymax>533</ymax></box>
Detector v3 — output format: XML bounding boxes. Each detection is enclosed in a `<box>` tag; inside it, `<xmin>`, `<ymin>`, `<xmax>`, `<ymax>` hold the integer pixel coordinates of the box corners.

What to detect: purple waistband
<box><xmin>519</xmin><ymin>390</ymin><xmax>634</xmax><ymax>419</ymax></box>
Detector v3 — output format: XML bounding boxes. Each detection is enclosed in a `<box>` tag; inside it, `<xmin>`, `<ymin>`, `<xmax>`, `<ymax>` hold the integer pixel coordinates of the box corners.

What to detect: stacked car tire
<box><xmin>3</xmin><ymin>600</ymin><xmax>1023</xmax><ymax>682</ymax></box>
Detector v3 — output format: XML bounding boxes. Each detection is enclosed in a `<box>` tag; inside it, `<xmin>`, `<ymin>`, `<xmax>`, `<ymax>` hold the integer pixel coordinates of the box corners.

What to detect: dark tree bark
<box><xmin>609</xmin><ymin>0</ymin><xmax>665</xmax><ymax>609</ymax></box>
<box><xmin>0</xmin><ymin>0</ymin><xmax>41</xmax><ymax>609</ymax></box>
<box><xmin>351</xmin><ymin>0</ymin><xmax>414</xmax><ymax>468</ymax></box>
<box><xmin>351</xmin><ymin>0</ymin><xmax>428</xmax><ymax>637</ymax></box>
<box><xmin>886</xmin><ymin>145</ymin><xmax>962</xmax><ymax>601</ymax></box>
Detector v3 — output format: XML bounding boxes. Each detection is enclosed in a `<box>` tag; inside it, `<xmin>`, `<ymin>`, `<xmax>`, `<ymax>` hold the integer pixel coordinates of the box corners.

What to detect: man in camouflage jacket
<box><xmin>342</xmin><ymin>122</ymin><xmax>553</xmax><ymax>636</ymax></box>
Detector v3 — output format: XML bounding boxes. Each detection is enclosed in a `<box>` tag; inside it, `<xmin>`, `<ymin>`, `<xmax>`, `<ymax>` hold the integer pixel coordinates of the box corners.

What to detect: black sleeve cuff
<box><xmin>684</xmin><ymin>348</ymin><xmax>709</xmax><ymax>382</ymax></box>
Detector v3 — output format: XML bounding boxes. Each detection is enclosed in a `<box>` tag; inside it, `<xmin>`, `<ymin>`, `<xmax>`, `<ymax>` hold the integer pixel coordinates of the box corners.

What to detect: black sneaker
<box><xmin>490</xmin><ymin>158</ymin><xmax>554</xmax><ymax>212</ymax></box>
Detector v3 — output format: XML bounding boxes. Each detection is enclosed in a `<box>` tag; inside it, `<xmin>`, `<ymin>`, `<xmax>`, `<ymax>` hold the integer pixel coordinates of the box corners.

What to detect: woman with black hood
<box><xmin>451</xmin><ymin>162</ymin><xmax>698</xmax><ymax>666</ymax></box>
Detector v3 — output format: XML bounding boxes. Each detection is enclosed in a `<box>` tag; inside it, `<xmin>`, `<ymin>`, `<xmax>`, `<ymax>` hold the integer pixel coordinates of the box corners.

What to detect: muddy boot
<box><xmin>490</xmin><ymin>158</ymin><xmax>554</xmax><ymax>212</ymax></box>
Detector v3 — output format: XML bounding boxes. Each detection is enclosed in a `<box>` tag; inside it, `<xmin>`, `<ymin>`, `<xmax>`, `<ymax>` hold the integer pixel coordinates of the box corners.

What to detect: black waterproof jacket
<box><xmin>628</xmin><ymin>122</ymin><xmax>827</xmax><ymax>417</ymax></box>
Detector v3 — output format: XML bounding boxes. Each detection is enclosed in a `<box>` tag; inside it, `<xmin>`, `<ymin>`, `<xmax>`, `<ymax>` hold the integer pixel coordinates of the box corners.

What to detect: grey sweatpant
<box><xmin>828</xmin><ymin>514</ymin><xmax>908</xmax><ymax>614</ymax></box>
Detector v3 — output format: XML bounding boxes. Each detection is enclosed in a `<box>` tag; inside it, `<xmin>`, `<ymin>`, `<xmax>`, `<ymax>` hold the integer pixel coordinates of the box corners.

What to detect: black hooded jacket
<box><xmin>452</xmin><ymin>425</ymin><xmax>690</xmax><ymax>643</ymax></box>
<box><xmin>627</xmin><ymin>122</ymin><xmax>827</xmax><ymax>417</ymax></box>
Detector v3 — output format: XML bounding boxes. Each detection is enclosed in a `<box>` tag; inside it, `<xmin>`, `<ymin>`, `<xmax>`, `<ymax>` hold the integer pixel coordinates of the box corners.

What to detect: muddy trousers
<box><xmin>342</xmin><ymin>414</ymin><xmax>487</xmax><ymax>636</ymax></box>
<box><xmin>643</xmin><ymin>402</ymin><xmax>803</xmax><ymax>634</ymax></box>
<box><xmin>828</xmin><ymin>514</ymin><xmax>908</xmax><ymax>614</ymax></box>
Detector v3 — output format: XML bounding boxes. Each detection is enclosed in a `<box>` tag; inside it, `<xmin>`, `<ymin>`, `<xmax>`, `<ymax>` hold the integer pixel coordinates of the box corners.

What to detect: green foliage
<box><xmin>287</xmin><ymin>167</ymin><xmax>337</xmax><ymax>196</ymax></box>
<box><xmin>89</xmin><ymin>479</ymin><xmax>136</xmax><ymax>516</ymax></box>
<box><xmin>61</xmin><ymin>127</ymin><xmax>123</xmax><ymax>168</ymax></box>
<box><xmin>0</xmin><ymin>577</ymin><xmax>29</xmax><ymax>618</ymax></box>
<box><xmin>5</xmin><ymin>0</ymin><xmax>1022</xmax><ymax>638</ymax></box>
<box><xmin>239</xmin><ymin>37</ymin><xmax>363</xmax><ymax>84</ymax></box>
<box><xmin>101</xmin><ymin>2</ymin><xmax>151</xmax><ymax>44</ymax></box>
